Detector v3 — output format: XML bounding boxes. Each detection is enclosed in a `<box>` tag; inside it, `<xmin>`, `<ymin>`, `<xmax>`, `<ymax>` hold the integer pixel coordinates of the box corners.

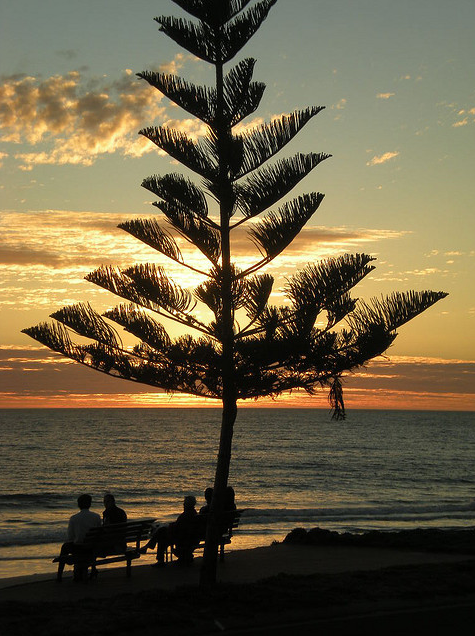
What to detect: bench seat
<box><xmin>166</xmin><ymin>509</ymin><xmax>242</xmax><ymax>563</ymax></box>
<box><xmin>54</xmin><ymin>518</ymin><xmax>155</xmax><ymax>581</ymax></box>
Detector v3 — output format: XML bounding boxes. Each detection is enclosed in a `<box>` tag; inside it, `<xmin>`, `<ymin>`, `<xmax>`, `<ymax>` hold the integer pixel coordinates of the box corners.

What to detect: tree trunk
<box><xmin>200</xmin><ymin>50</ymin><xmax>238</xmax><ymax>585</ymax></box>
<box><xmin>200</xmin><ymin>394</ymin><xmax>237</xmax><ymax>584</ymax></box>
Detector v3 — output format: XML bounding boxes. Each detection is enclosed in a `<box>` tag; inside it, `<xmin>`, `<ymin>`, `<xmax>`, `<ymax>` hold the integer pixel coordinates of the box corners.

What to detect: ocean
<box><xmin>1</xmin><ymin>408</ymin><xmax>474</xmax><ymax>580</ymax></box>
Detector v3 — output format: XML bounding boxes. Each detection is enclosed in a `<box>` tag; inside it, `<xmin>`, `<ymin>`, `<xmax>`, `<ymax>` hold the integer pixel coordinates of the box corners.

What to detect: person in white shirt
<box><xmin>57</xmin><ymin>494</ymin><xmax>101</xmax><ymax>581</ymax></box>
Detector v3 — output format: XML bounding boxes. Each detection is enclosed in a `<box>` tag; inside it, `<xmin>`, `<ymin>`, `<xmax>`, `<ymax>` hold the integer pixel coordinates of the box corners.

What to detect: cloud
<box><xmin>344</xmin><ymin>356</ymin><xmax>475</xmax><ymax>397</ymax></box>
<box><xmin>231</xmin><ymin>225</ymin><xmax>406</xmax><ymax>258</ymax></box>
<box><xmin>1</xmin><ymin>210</ymin><xmax>406</xmax><ymax>264</ymax></box>
<box><xmin>403</xmin><ymin>267</ymin><xmax>447</xmax><ymax>277</ymax></box>
<box><xmin>438</xmin><ymin>102</ymin><xmax>475</xmax><ymax>129</ymax></box>
<box><xmin>0</xmin><ymin>209</ymin><xmax>408</xmax><ymax>314</ymax></box>
<box><xmin>0</xmin><ymin>57</ymin><xmax>202</xmax><ymax>169</ymax></box>
<box><xmin>157</xmin><ymin>52</ymin><xmax>189</xmax><ymax>74</ymax></box>
<box><xmin>0</xmin><ymin>245</ymin><xmax>64</xmax><ymax>266</ymax></box>
<box><xmin>376</xmin><ymin>93</ymin><xmax>395</xmax><ymax>100</ymax></box>
<box><xmin>0</xmin><ymin>70</ymin><xmax>163</xmax><ymax>167</ymax></box>
<box><xmin>366</xmin><ymin>151</ymin><xmax>400</xmax><ymax>166</ymax></box>
<box><xmin>1</xmin><ymin>211</ymin><xmax>407</xmax><ymax>267</ymax></box>
<box><xmin>330</xmin><ymin>99</ymin><xmax>347</xmax><ymax>121</ymax></box>
<box><xmin>1</xmin><ymin>349</ymin><xmax>473</xmax><ymax>409</ymax></box>
<box><xmin>332</xmin><ymin>98</ymin><xmax>347</xmax><ymax>110</ymax></box>
<box><xmin>382</xmin><ymin>355</ymin><xmax>475</xmax><ymax>365</ymax></box>
<box><xmin>56</xmin><ymin>50</ymin><xmax>77</xmax><ymax>60</ymax></box>
<box><xmin>234</xmin><ymin>116</ymin><xmax>265</xmax><ymax>135</ymax></box>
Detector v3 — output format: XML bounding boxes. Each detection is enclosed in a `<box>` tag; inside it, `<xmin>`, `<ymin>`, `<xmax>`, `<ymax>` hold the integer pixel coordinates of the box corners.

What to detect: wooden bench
<box><xmin>54</xmin><ymin>518</ymin><xmax>155</xmax><ymax>581</ymax></box>
<box><xmin>166</xmin><ymin>509</ymin><xmax>243</xmax><ymax>563</ymax></box>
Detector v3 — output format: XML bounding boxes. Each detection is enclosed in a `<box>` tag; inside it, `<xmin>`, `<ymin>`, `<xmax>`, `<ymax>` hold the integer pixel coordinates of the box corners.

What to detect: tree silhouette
<box><xmin>23</xmin><ymin>0</ymin><xmax>447</xmax><ymax>584</ymax></box>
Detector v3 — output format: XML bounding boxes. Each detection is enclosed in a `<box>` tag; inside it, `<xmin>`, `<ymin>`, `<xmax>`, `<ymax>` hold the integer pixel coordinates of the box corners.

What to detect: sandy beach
<box><xmin>2</xmin><ymin>543</ymin><xmax>475</xmax><ymax>634</ymax></box>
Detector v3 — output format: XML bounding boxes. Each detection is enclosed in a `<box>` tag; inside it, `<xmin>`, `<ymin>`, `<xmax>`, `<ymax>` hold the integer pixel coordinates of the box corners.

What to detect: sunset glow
<box><xmin>1</xmin><ymin>1</ymin><xmax>474</xmax><ymax>410</ymax></box>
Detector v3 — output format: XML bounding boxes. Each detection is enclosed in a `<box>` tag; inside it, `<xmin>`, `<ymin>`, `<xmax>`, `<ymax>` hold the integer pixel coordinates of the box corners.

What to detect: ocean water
<box><xmin>1</xmin><ymin>408</ymin><xmax>474</xmax><ymax>579</ymax></box>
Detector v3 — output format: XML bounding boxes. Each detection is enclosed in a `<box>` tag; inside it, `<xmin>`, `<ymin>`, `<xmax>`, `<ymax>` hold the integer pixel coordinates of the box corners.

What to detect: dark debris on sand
<box><xmin>283</xmin><ymin>526</ymin><xmax>475</xmax><ymax>554</ymax></box>
<box><xmin>2</xmin><ymin>559</ymin><xmax>475</xmax><ymax>636</ymax></box>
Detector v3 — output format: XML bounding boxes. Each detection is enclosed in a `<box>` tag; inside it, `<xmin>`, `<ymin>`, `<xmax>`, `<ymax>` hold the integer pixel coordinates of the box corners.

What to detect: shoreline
<box><xmin>2</xmin><ymin>525</ymin><xmax>475</xmax><ymax>591</ymax></box>
<box><xmin>1</xmin><ymin>542</ymin><xmax>474</xmax><ymax>598</ymax></box>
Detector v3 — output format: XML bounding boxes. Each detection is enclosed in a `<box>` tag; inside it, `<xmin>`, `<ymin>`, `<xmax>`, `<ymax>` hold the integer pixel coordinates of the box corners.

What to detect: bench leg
<box><xmin>126</xmin><ymin>558</ymin><xmax>132</xmax><ymax>577</ymax></box>
<box><xmin>219</xmin><ymin>543</ymin><xmax>225</xmax><ymax>562</ymax></box>
<box><xmin>73</xmin><ymin>563</ymin><xmax>88</xmax><ymax>582</ymax></box>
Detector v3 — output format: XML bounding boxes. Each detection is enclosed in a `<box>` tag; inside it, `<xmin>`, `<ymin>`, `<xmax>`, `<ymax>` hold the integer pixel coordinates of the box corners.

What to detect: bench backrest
<box><xmin>83</xmin><ymin>518</ymin><xmax>155</xmax><ymax>551</ymax></box>
<box><xmin>225</xmin><ymin>509</ymin><xmax>242</xmax><ymax>537</ymax></box>
<box><xmin>196</xmin><ymin>509</ymin><xmax>242</xmax><ymax>538</ymax></box>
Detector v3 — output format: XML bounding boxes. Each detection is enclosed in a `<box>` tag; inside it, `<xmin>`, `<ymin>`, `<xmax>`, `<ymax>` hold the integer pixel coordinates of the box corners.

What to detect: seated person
<box><xmin>197</xmin><ymin>486</ymin><xmax>237</xmax><ymax>540</ymax></box>
<box><xmin>224</xmin><ymin>486</ymin><xmax>237</xmax><ymax>511</ymax></box>
<box><xmin>199</xmin><ymin>486</ymin><xmax>236</xmax><ymax>515</ymax></box>
<box><xmin>102</xmin><ymin>493</ymin><xmax>127</xmax><ymax>525</ymax></box>
<box><xmin>57</xmin><ymin>494</ymin><xmax>101</xmax><ymax>581</ymax></box>
<box><xmin>220</xmin><ymin>486</ymin><xmax>237</xmax><ymax>534</ymax></box>
<box><xmin>142</xmin><ymin>495</ymin><xmax>200</xmax><ymax>566</ymax></box>
<box><xmin>197</xmin><ymin>487</ymin><xmax>213</xmax><ymax>540</ymax></box>
<box><xmin>99</xmin><ymin>493</ymin><xmax>128</xmax><ymax>555</ymax></box>
<box><xmin>199</xmin><ymin>487</ymin><xmax>214</xmax><ymax>515</ymax></box>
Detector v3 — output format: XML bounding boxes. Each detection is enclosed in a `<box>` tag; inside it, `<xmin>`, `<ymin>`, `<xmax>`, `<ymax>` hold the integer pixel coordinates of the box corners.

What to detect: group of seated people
<box><xmin>57</xmin><ymin>492</ymin><xmax>128</xmax><ymax>580</ymax></box>
<box><xmin>141</xmin><ymin>485</ymin><xmax>236</xmax><ymax>567</ymax></box>
<box><xmin>58</xmin><ymin>486</ymin><xmax>236</xmax><ymax>577</ymax></box>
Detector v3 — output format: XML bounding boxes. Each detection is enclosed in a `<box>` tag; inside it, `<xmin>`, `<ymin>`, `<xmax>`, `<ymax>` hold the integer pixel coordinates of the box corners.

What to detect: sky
<box><xmin>0</xmin><ymin>0</ymin><xmax>474</xmax><ymax>410</ymax></box>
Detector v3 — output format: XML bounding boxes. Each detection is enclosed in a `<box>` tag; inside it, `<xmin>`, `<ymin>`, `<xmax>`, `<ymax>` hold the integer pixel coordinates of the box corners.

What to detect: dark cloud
<box><xmin>230</xmin><ymin>225</ymin><xmax>404</xmax><ymax>255</ymax></box>
<box><xmin>346</xmin><ymin>358</ymin><xmax>475</xmax><ymax>395</ymax></box>
<box><xmin>0</xmin><ymin>348</ymin><xmax>159</xmax><ymax>395</ymax></box>
<box><xmin>0</xmin><ymin>246</ymin><xmax>63</xmax><ymax>266</ymax></box>
<box><xmin>55</xmin><ymin>50</ymin><xmax>77</xmax><ymax>60</ymax></box>
<box><xmin>2</xmin><ymin>349</ymin><xmax>474</xmax><ymax>405</ymax></box>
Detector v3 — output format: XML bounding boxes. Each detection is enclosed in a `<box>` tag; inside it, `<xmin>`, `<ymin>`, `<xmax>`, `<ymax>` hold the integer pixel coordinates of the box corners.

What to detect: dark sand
<box><xmin>1</xmin><ymin>540</ymin><xmax>475</xmax><ymax>635</ymax></box>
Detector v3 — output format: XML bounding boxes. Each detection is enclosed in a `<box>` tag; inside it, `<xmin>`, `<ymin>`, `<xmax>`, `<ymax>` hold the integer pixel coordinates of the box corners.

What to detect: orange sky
<box><xmin>1</xmin><ymin>1</ymin><xmax>474</xmax><ymax>411</ymax></box>
<box><xmin>1</xmin><ymin>348</ymin><xmax>473</xmax><ymax>410</ymax></box>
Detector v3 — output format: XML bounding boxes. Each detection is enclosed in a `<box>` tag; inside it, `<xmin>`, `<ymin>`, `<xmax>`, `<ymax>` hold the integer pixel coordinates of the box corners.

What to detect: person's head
<box><xmin>77</xmin><ymin>494</ymin><xmax>92</xmax><ymax>510</ymax></box>
<box><xmin>103</xmin><ymin>493</ymin><xmax>115</xmax><ymax>509</ymax></box>
<box><xmin>204</xmin><ymin>487</ymin><xmax>213</xmax><ymax>504</ymax></box>
<box><xmin>183</xmin><ymin>495</ymin><xmax>197</xmax><ymax>511</ymax></box>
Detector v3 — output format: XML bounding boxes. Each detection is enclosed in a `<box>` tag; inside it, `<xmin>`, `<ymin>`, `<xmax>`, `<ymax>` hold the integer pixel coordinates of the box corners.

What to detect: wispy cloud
<box><xmin>438</xmin><ymin>102</ymin><xmax>475</xmax><ymax>129</ymax></box>
<box><xmin>332</xmin><ymin>98</ymin><xmax>347</xmax><ymax>110</ymax></box>
<box><xmin>453</xmin><ymin>118</ymin><xmax>468</xmax><ymax>128</ymax></box>
<box><xmin>403</xmin><ymin>267</ymin><xmax>447</xmax><ymax>277</ymax></box>
<box><xmin>330</xmin><ymin>98</ymin><xmax>347</xmax><ymax>121</ymax></box>
<box><xmin>366</xmin><ymin>151</ymin><xmax>400</xmax><ymax>166</ymax></box>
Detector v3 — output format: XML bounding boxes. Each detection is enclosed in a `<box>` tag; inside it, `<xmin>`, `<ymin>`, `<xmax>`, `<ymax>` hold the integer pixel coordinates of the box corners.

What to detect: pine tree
<box><xmin>23</xmin><ymin>0</ymin><xmax>447</xmax><ymax>584</ymax></box>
